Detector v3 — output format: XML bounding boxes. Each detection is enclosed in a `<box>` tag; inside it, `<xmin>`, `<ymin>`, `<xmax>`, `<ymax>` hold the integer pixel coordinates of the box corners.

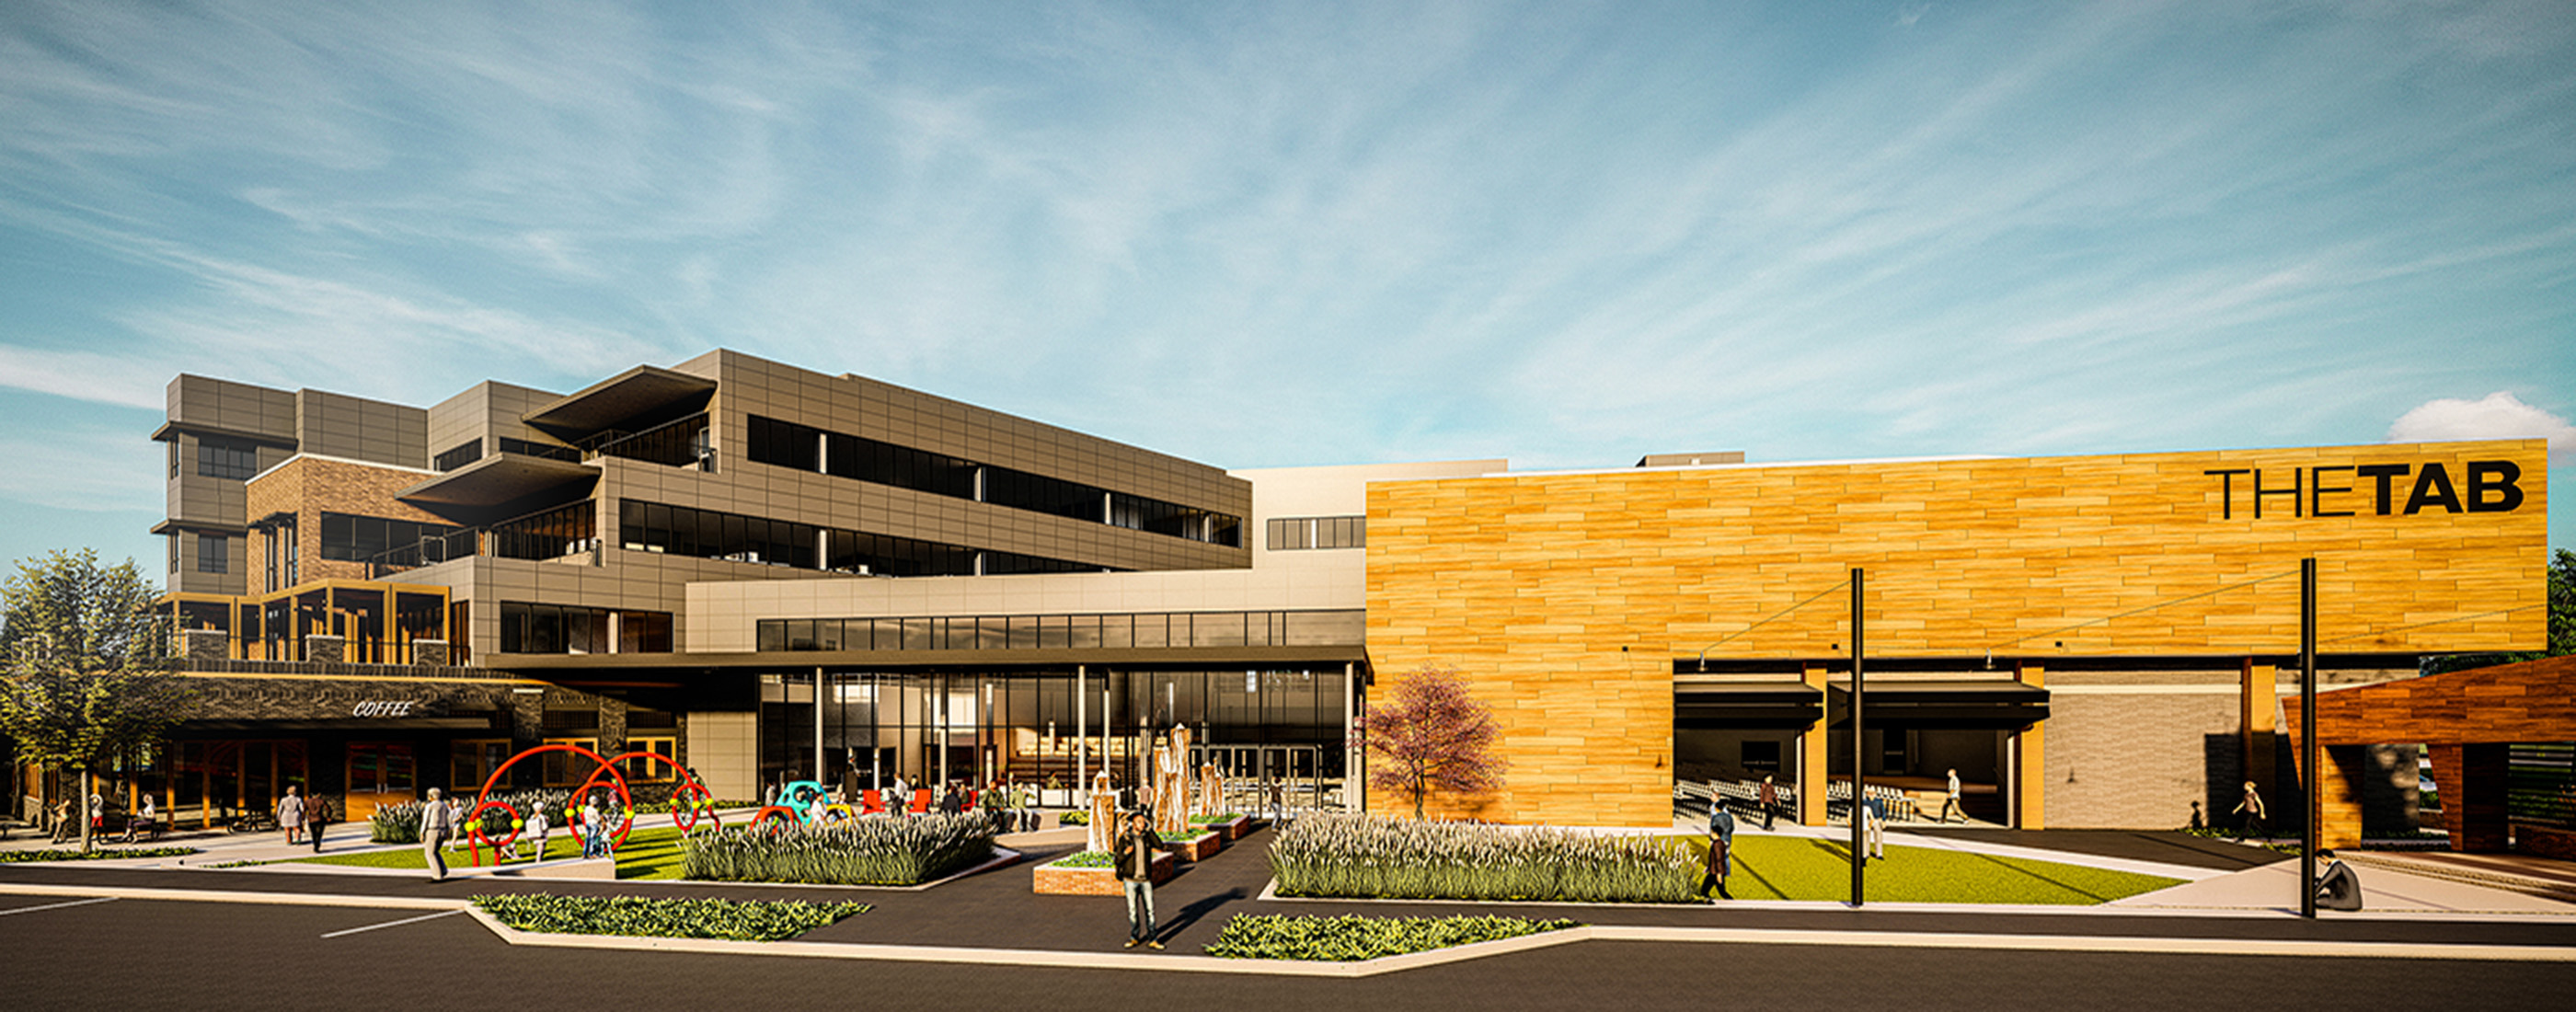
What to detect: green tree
<box><xmin>0</xmin><ymin>549</ymin><xmax>195</xmax><ymax>851</ymax></box>
<box><xmin>2421</xmin><ymin>547</ymin><xmax>2576</xmax><ymax>674</ymax></box>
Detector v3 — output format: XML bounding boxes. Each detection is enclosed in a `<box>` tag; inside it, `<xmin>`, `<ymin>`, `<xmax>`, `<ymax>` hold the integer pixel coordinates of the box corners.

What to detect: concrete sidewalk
<box><xmin>2113</xmin><ymin>858</ymin><xmax>2576</xmax><ymax>916</ymax></box>
<box><xmin>9</xmin><ymin>817</ymin><xmax>2576</xmax><ymax>975</ymax></box>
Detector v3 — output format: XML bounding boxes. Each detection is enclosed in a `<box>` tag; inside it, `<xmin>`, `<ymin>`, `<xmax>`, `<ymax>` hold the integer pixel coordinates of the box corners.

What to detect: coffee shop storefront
<box><xmin>16</xmin><ymin>670</ymin><xmax>674</xmax><ymax>830</ymax></box>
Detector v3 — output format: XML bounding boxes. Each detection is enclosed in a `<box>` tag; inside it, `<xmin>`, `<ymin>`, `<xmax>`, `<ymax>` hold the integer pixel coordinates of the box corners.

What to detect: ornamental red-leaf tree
<box><xmin>1363</xmin><ymin>664</ymin><xmax>1503</xmax><ymax>820</ymax></box>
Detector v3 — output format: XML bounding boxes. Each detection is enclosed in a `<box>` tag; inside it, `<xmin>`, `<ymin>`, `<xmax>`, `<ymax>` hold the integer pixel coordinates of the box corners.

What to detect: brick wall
<box><xmin>2044</xmin><ymin>688</ymin><xmax>2239</xmax><ymax>829</ymax></box>
<box><xmin>246</xmin><ymin>455</ymin><xmax>449</xmax><ymax>588</ymax></box>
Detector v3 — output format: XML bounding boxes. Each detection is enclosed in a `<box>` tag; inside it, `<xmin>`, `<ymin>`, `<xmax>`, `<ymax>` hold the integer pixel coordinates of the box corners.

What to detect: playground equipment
<box><xmin>751</xmin><ymin>780</ymin><xmax>854</xmax><ymax>830</ymax></box>
<box><xmin>457</xmin><ymin>743</ymin><xmax>719</xmax><ymax>868</ymax></box>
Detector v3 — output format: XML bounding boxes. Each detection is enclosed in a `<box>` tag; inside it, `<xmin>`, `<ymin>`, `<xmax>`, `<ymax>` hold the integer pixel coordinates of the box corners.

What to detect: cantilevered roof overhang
<box><xmin>1825</xmin><ymin>679</ymin><xmax>2051</xmax><ymax>729</ymax></box>
<box><xmin>149</xmin><ymin>420</ymin><xmax>297</xmax><ymax>446</ymax></box>
<box><xmin>397</xmin><ymin>452</ymin><xmax>598</xmax><ymax>507</ymax></box>
<box><xmin>523</xmin><ymin>365</ymin><xmax>716</xmax><ymax>438</ymax></box>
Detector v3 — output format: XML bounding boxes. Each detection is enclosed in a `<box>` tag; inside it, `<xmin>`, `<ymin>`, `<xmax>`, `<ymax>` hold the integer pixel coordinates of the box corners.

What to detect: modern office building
<box><xmin>17</xmin><ymin>350</ymin><xmax>2547</xmax><ymax>835</ymax></box>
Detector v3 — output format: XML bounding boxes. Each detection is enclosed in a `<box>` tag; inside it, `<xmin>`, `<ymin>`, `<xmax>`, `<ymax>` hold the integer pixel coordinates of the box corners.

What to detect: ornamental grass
<box><xmin>681</xmin><ymin>811</ymin><xmax>997</xmax><ymax>886</ymax></box>
<box><xmin>1268</xmin><ymin>813</ymin><xmax>1703</xmax><ymax>904</ymax></box>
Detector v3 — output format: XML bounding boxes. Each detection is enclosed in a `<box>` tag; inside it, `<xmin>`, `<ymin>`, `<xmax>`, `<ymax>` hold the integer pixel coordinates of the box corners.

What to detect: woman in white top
<box><xmin>521</xmin><ymin>800</ymin><xmax>551</xmax><ymax>861</ymax></box>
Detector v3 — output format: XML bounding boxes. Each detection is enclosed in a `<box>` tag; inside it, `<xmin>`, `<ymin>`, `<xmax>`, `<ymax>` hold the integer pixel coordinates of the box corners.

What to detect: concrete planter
<box><xmin>1033</xmin><ymin>851</ymin><xmax>1174</xmax><ymax>895</ymax></box>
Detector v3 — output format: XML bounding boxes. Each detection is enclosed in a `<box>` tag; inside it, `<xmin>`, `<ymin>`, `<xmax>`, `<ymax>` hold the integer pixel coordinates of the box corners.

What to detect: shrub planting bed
<box><xmin>1270</xmin><ymin>814</ymin><xmax>1702</xmax><ymax>903</ymax></box>
<box><xmin>1204</xmin><ymin>914</ymin><xmax>1580</xmax><ymax>961</ymax></box>
<box><xmin>372</xmin><ymin>788</ymin><xmax>572</xmax><ymax>845</ymax></box>
<box><xmin>1033</xmin><ymin>848</ymin><xmax>1175</xmax><ymax>894</ymax></box>
<box><xmin>471</xmin><ymin>893</ymin><xmax>869</xmax><ymax>941</ymax></box>
<box><xmin>0</xmin><ymin>846</ymin><xmax>198</xmax><ymax>863</ymax></box>
<box><xmin>1164</xmin><ymin>829</ymin><xmax>1224</xmax><ymax>862</ymax></box>
<box><xmin>683</xmin><ymin>811</ymin><xmax>996</xmax><ymax>886</ymax></box>
<box><xmin>1190</xmin><ymin>812</ymin><xmax>1250</xmax><ymax>841</ymax></box>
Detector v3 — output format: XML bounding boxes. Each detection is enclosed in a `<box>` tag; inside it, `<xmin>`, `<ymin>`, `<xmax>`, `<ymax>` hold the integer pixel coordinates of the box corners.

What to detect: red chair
<box><xmin>860</xmin><ymin>789</ymin><xmax>884</xmax><ymax>815</ymax></box>
<box><xmin>909</xmin><ymin>788</ymin><xmax>932</xmax><ymax>814</ymax></box>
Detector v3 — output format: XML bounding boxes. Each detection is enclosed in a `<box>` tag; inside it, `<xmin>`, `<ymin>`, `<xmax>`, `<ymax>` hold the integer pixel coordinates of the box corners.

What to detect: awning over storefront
<box><xmin>1675</xmin><ymin>680</ymin><xmax>1821</xmax><ymax>729</ymax></box>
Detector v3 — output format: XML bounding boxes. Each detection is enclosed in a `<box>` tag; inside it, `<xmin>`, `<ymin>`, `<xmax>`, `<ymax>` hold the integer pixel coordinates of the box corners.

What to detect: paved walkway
<box><xmin>8</xmin><ymin>814</ymin><xmax>2576</xmax><ymax>972</ymax></box>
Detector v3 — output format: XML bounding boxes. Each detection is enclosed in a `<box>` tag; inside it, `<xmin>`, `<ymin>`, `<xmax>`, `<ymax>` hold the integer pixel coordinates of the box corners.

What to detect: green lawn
<box><xmin>294</xmin><ymin>826</ymin><xmax>692</xmax><ymax>880</ymax></box>
<box><xmin>1687</xmin><ymin>834</ymin><xmax>2181</xmax><ymax>904</ymax></box>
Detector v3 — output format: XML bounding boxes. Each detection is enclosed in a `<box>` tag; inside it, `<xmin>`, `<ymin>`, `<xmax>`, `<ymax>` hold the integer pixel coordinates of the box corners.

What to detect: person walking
<box><xmin>1862</xmin><ymin>793</ymin><xmax>1888</xmax><ymax>860</ymax></box>
<box><xmin>1705</xmin><ymin>782</ymin><xmax>1738</xmax><ymax>900</ymax></box>
<box><xmin>1938</xmin><ymin>769</ymin><xmax>1965</xmax><ymax>824</ymax></box>
<box><xmin>304</xmin><ymin>794</ymin><xmax>328</xmax><ymax>853</ymax></box>
<box><xmin>420</xmin><ymin>788</ymin><xmax>454</xmax><ymax>881</ymax></box>
<box><xmin>276</xmin><ymin>786</ymin><xmax>306</xmax><ymax>846</ymax></box>
<box><xmin>522</xmin><ymin>800</ymin><xmax>551</xmax><ymax>861</ymax></box>
<box><xmin>2234</xmin><ymin>781</ymin><xmax>2269</xmax><ymax>841</ymax></box>
<box><xmin>1114</xmin><ymin>811</ymin><xmax>1165</xmax><ymax>949</ymax></box>
<box><xmin>444</xmin><ymin>796</ymin><xmax>469</xmax><ymax>853</ymax></box>
<box><xmin>889</xmin><ymin>774</ymin><xmax>910</xmax><ymax>818</ymax></box>
<box><xmin>1758</xmin><ymin>775</ymin><xmax>1779</xmax><ymax>831</ymax></box>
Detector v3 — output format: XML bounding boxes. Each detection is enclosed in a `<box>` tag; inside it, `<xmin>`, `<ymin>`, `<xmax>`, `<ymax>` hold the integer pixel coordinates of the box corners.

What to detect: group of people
<box><xmin>417</xmin><ymin>788</ymin><xmax>620</xmax><ymax>881</ymax></box>
<box><xmin>771</xmin><ymin>774</ymin><xmax>1043</xmax><ymax>831</ymax></box>
<box><xmin>1707</xmin><ymin>771</ymin><xmax>1971</xmax><ymax>898</ymax></box>
<box><xmin>271</xmin><ymin>786</ymin><xmax>328</xmax><ymax>853</ymax></box>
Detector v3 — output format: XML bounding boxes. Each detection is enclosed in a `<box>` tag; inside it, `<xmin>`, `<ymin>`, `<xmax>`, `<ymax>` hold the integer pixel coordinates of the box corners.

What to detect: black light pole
<box><xmin>2300</xmin><ymin>557</ymin><xmax>2318</xmax><ymax>919</ymax></box>
<box><xmin>1850</xmin><ymin>567</ymin><xmax>1866</xmax><ymax>908</ymax></box>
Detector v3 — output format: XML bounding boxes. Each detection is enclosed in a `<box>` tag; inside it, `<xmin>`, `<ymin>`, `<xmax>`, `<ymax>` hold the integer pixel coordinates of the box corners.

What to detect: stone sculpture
<box><xmin>1087</xmin><ymin>770</ymin><xmax>1114</xmax><ymax>854</ymax></box>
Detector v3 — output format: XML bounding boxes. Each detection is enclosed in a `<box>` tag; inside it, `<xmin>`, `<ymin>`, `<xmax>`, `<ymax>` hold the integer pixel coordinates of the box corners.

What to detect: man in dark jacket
<box><xmin>1113</xmin><ymin>811</ymin><xmax>1164</xmax><ymax>949</ymax></box>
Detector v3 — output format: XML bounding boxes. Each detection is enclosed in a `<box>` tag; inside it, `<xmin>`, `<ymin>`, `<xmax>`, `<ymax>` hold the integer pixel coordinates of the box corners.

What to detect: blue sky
<box><xmin>2</xmin><ymin>0</ymin><xmax>2570</xmax><ymax>575</ymax></box>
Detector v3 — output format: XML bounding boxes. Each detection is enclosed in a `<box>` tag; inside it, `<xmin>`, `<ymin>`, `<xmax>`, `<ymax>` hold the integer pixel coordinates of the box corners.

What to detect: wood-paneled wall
<box><xmin>1363</xmin><ymin>440</ymin><xmax>2547</xmax><ymax>827</ymax></box>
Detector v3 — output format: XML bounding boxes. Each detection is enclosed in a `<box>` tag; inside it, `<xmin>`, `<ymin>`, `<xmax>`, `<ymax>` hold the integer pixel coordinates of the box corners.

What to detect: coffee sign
<box><xmin>351</xmin><ymin>700</ymin><xmax>417</xmax><ymax>718</ymax></box>
<box><xmin>2204</xmin><ymin>461</ymin><xmax>2524</xmax><ymax>520</ymax></box>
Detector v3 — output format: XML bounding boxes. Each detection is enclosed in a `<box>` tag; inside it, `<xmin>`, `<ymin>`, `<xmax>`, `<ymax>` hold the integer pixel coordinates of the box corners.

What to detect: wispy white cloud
<box><xmin>2389</xmin><ymin>392</ymin><xmax>2576</xmax><ymax>463</ymax></box>
<box><xmin>0</xmin><ymin>422</ymin><xmax>162</xmax><ymax>512</ymax></box>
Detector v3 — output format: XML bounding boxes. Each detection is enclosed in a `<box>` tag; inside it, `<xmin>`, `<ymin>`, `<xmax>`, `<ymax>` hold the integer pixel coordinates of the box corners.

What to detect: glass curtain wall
<box><xmin>757</xmin><ymin>668</ymin><xmax>1348</xmax><ymax>811</ymax></box>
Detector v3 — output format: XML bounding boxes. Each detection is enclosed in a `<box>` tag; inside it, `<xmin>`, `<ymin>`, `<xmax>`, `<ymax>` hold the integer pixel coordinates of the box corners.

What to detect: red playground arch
<box><xmin>457</xmin><ymin>743</ymin><xmax>717</xmax><ymax>868</ymax></box>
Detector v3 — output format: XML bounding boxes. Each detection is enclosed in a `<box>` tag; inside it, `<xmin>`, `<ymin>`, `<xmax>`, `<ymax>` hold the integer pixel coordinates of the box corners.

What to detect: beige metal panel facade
<box><xmin>678</xmin><ymin>460</ymin><xmax>1491</xmax><ymax>652</ymax></box>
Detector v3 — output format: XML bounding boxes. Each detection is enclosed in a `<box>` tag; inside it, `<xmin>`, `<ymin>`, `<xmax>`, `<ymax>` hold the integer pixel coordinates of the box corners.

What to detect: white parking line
<box><xmin>0</xmin><ymin>896</ymin><xmax>119</xmax><ymax>917</ymax></box>
<box><xmin>321</xmin><ymin>908</ymin><xmax>464</xmax><ymax>938</ymax></box>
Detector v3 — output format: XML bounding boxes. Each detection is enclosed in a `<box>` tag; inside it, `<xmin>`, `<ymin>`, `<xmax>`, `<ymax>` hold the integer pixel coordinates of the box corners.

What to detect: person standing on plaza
<box><xmin>1705</xmin><ymin>782</ymin><xmax>1738</xmax><ymax>899</ymax></box>
<box><xmin>2234</xmin><ymin>781</ymin><xmax>2268</xmax><ymax>841</ymax></box>
<box><xmin>420</xmin><ymin>788</ymin><xmax>453</xmax><ymax>881</ymax></box>
<box><xmin>1862</xmin><ymin>793</ymin><xmax>1888</xmax><ymax>860</ymax></box>
<box><xmin>1758</xmin><ymin>775</ymin><xmax>1779</xmax><ymax>831</ymax></box>
<box><xmin>581</xmin><ymin>794</ymin><xmax>608</xmax><ymax>858</ymax></box>
<box><xmin>1114</xmin><ymin>811</ymin><xmax>1165</xmax><ymax>949</ymax></box>
<box><xmin>889</xmin><ymin>774</ymin><xmax>910</xmax><ymax>817</ymax></box>
<box><xmin>1938</xmin><ymin>769</ymin><xmax>1965</xmax><ymax>824</ymax></box>
<box><xmin>276</xmin><ymin>786</ymin><xmax>305</xmax><ymax>846</ymax></box>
